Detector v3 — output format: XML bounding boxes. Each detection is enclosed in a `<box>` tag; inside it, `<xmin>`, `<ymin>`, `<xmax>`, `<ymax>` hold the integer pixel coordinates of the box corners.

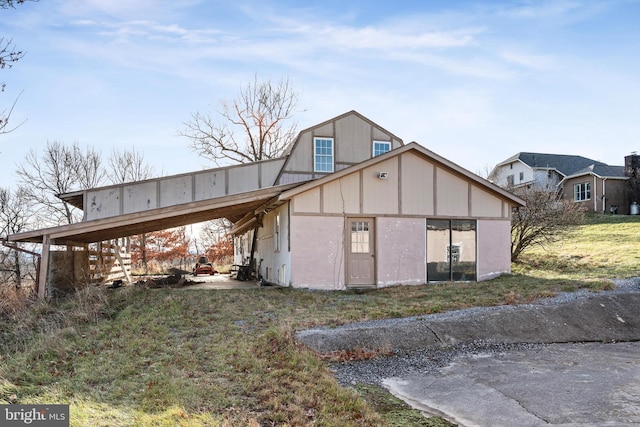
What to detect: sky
<box><xmin>0</xmin><ymin>0</ymin><xmax>639</xmax><ymax>190</ymax></box>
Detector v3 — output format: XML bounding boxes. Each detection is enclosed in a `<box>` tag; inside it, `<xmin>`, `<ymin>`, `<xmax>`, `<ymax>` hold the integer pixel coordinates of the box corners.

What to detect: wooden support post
<box><xmin>38</xmin><ymin>235</ymin><xmax>51</xmax><ymax>299</ymax></box>
<box><xmin>113</xmin><ymin>243</ymin><xmax>132</xmax><ymax>283</ymax></box>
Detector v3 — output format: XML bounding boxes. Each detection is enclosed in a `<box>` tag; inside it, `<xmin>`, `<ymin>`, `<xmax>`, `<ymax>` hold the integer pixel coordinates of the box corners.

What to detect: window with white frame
<box><xmin>274</xmin><ymin>213</ymin><xmax>280</xmax><ymax>252</ymax></box>
<box><xmin>314</xmin><ymin>137</ymin><xmax>334</xmax><ymax>172</ymax></box>
<box><xmin>574</xmin><ymin>182</ymin><xmax>591</xmax><ymax>201</ymax></box>
<box><xmin>373</xmin><ymin>141</ymin><xmax>391</xmax><ymax>157</ymax></box>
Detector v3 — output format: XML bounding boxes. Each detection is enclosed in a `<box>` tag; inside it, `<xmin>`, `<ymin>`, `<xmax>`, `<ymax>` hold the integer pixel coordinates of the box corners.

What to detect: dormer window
<box><xmin>373</xmin><ymin>141</ymin><xmax>391</xmax><ymax>157</ymax></box>
<box><xmin>314</xmin><ymin>137</ymin><xmax>334</xmax><ymax>172</ymax></box>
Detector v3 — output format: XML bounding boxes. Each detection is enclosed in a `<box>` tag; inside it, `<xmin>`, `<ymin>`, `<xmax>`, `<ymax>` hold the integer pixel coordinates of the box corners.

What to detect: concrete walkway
<box><xmin>384</xmin><ymin>341</ymin><xmax>640</xmax><ymax>426</ymax></box>
<box><xmin>297</xmin><ymin>291</ymin><xmax>640</xmax><ymax>426</ymax></box>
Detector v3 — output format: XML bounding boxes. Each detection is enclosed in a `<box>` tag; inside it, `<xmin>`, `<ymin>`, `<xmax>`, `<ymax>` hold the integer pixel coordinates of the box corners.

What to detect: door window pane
<box><xmin>351</xmin><ymin>221</ymin><xmax>369</xmax><ymax>253</ymax></box>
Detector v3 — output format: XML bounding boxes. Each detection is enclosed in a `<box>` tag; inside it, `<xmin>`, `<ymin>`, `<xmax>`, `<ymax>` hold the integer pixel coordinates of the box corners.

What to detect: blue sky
<box><xmin>1</xmin><ymin>0</ymin><xmax>638</xmax><ymax>189</ymax></box>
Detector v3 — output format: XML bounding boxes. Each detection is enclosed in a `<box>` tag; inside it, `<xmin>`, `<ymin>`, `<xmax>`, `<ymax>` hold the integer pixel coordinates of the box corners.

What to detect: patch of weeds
<box><xmin>319</xmin><ymin>347</ymin><xmax>393</xmax><ymax>362</ymax></box>
<box><xmin>0</xmin><ymin>376</ymin><xmax>18</xmax><ymax>404</ymax></box>
<box><xmin>248</xmin><ymin>326</ymin><xmax>383</xmax><ymax>426</ymax></box>
<box><xmin>355</xmin><ymin>384</ymin><xmax>456</xmax><ymax>426</ymax></box>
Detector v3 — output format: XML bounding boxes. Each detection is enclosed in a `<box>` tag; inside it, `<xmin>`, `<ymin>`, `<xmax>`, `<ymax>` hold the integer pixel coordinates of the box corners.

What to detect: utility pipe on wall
<box><xmin>602</xmin><ymin>177</ymin><xmax>607</xmax><ymax>214</ymax></box>
<box><xmin>594</xmin><ymin>175</ymin><xmax>597</xmax><ymax>212</ymax></box>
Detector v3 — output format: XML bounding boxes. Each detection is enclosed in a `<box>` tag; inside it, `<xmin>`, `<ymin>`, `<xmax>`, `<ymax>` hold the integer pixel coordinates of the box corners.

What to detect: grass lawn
<box><xmin>0</xmin><ymin>215</ymin><xmax>638</xmax><ymax>426</ymax></box>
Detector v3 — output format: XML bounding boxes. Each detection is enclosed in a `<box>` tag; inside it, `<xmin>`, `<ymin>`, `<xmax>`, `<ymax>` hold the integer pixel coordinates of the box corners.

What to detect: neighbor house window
<box><xmin>373</xmin><ymin>141</ymin><xmax>391</xmax><ymax>157</ymax></box>
<box><xmin>507</xmin><ymin>175</ymin><xmax>514</xmax><ymax>186</ymax></box>
<box><xmin>314</xmin><ymin>137</ymin><xmax>334</xmax><ymax>172</ymax></box>
<box><xmin>574</xmin><ymin>182</ymin><xmax>591</xmax><ymax>201</ymax></box>
<box><xmin>519</xmin><ymin>172</ymin><xmax>524</xmax><ymax>182</ymax></box>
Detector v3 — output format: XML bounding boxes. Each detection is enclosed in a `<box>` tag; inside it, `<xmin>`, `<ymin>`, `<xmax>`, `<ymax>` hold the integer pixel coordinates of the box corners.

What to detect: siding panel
<box><xmin>401</xmin><ymin>152</ymin><xmax>434</xmax><ymax>215</ymax></box>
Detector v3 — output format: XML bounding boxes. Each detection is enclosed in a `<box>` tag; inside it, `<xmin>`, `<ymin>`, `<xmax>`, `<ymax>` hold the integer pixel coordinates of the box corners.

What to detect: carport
<box><xmin>7</xmin><ymin>184</ymin><xmax>297</xmax><ymax>298</ymax></box>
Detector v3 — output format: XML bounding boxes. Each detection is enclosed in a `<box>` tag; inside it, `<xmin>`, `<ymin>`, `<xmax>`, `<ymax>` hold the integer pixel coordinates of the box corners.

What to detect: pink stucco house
<box><xmin>231</xmin><ymin>111</ymin><xmax>524</xmax><ymax>289</ymax></box>
<box><xmin>8</xmin><ymin>111</ymin><xmax>524</xmax><ymax>293</ymax></box>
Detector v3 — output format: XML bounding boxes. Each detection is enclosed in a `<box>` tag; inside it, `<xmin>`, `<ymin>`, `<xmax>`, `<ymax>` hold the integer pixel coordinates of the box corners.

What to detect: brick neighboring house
<box><xmin>559</xmin><ymin>164</ymin><xmax>628</xmax><ymax>214</ymax></box>
<box><xmin>491</xmin><ymin>152</ymin><xmax>640</xmax><ymax>214</ymax></box>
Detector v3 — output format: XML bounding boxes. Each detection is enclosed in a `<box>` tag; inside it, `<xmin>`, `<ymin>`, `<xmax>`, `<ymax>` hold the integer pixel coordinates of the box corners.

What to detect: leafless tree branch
<box><xmin>108</xmin><ymin>147</ymin><xmax>155</xmax><ymax>184</ymax></box>
<box><xmin>180</xmin><ymin>75</ymin><xmax>300</xmax><ymax>165</ymax></box>
<box><xmin>510</xmin><ymin>186</ymin><xmax>586</xmax><ymax>261</ymax></box>
<box><xmin>16</xmin><ymin>141</ymin><xmax>106</xmax><ymax>225</ymax></box>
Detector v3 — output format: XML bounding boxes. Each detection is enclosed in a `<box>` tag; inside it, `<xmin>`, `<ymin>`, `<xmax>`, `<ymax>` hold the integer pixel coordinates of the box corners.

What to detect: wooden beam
<box><xmin>9</xmin><ymin>183</ymin><xmax>301</xmax><ymax>245</ymax></box>
<box><xmin>113</xmin><ymin>243</ymin><xmax>132</xmax><ymax>283</ymax></box>
<box><xmin>38</xmin><ymin>235</ymin><xmax>50</xmax><ymax>299</ymax></box>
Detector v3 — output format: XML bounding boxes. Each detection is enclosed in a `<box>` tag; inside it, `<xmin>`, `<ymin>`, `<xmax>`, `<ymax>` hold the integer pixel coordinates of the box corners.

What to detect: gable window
<box><xmin>373</xmin><ymin>141</ymin><xmax>391</xmax><ymax>157</ymax></box>
<box><xmin>314</xmin><ymin>137</ymin><xmax>334</xmax><ymax>172</ymax></box>
<box><xmin>574</xmin><ymin>182</ymin><xmax>591</xmax><ymax>201</ymax></box>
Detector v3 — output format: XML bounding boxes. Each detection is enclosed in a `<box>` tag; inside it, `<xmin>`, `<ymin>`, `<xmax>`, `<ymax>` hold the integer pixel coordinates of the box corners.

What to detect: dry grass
<box><xmin>514</xmin><ymin>214</ymin><xmax>640</xmax><ymax>281</ymax></box>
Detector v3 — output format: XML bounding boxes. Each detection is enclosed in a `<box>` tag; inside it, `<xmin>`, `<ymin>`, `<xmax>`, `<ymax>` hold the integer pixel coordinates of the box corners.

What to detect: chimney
<box><xmin>625</xmin><ymin>153</ymin><xmax>640</xmax><ymax>178</ymax></box>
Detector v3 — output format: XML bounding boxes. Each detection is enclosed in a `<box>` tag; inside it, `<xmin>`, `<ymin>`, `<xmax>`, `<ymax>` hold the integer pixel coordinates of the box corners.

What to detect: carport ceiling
<box><xmin>8</xmin><ymin>184</ymin><xmax>298</xmax><ymax>246</ymax></box>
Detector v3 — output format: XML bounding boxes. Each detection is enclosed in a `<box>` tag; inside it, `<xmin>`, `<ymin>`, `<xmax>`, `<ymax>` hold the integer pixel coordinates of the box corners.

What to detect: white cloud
<box><xmin>498</xmin><ymin>50</ymin><xmax>557</xmax><ymax>70</ymax></box>
<box><xmin>299</xmin><ymin>24</ymin><xmax>483</xmax><ymax>50</ymax></box>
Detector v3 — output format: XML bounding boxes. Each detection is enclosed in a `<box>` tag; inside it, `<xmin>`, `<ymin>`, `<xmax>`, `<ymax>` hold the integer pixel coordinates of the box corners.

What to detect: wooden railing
<box><xmin>88</xmin><ymin>241</ymin><xmax>132</xmax><ymax>284</ymax></box>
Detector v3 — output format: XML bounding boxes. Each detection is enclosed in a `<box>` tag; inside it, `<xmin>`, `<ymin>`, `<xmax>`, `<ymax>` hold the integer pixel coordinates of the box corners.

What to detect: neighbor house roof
<box><xmin>497</xmin><ymin>152</ymin><xmax>609</xmax><ymax>177</ymax></box>
<box><xmin>558</xmin><ymin>164</ymin><xmax>627</xmax><ymax>185</ymax></box>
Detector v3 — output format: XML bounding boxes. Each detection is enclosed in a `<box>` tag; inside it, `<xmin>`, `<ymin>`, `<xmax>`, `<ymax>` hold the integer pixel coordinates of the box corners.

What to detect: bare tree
<box><xmin>16</xmin><ymin>141</ymin><xmax>106</xmax><ymax>225</ymax></box>
<box><xmin>1</xmin><ymin>1</ymin><xmax>38</xmax><ymax>135</ymax></box>
<box><xmin>0</xmin><ymin>1</ymin><xmax>38</xmax><ymax>8</ymax></box>
<box><xmin>194</xmin><ymin>219</ymin><xmax>232</xmax><ymax>251</ymax></box>
<box><xmin>0</xmin><ymin>37</ymin><xmax>23</xmax><ymax>135</ymax></box>
<box><xmin>181</xmin><ymin>75</ymin><xmax>300</xmax><ymax>165</ymax></box>
<box><xmin>108</xmin><ymin>147</ymin><xmax>156</xmax><ymax>272</ymax></box>
<box><xmin>510</xmin><ymin>186</ymin><xmax>586</xmax><ymax>262</ymax></box>
<box><xmin>108</xmin><ymin>147</ymin><xmax>155</xmax><ymax>184</ymax></box>
<box><xmin>0</xmin><ymin>186</ymin><xmax>35</xmax><ymax>289</ymax></box>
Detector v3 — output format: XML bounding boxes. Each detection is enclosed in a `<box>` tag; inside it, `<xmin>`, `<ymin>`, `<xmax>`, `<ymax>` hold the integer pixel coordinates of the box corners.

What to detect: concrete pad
<box><xmin>182</xmin><ymin>274</ymin><xmax>261</xmax><ymax>290</ymax></box>
<box><xmin>383</xmin><ymin>342</ymin><xmax>640</xmax><ymax>427</ymax></box>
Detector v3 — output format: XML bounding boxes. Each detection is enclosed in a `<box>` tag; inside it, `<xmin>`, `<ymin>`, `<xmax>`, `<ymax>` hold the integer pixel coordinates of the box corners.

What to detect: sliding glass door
<box><xmin>427</xmin><ymin>219</ymin><xmax>476</xmax><ymax>282</ymax></box>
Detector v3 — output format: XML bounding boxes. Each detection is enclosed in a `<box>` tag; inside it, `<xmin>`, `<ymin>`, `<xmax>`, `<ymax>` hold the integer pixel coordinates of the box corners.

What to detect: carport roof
<box><xmin>8</xmin><ymin>184</ymin><xmax>299</xmax><ymax>246</ymax></box>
